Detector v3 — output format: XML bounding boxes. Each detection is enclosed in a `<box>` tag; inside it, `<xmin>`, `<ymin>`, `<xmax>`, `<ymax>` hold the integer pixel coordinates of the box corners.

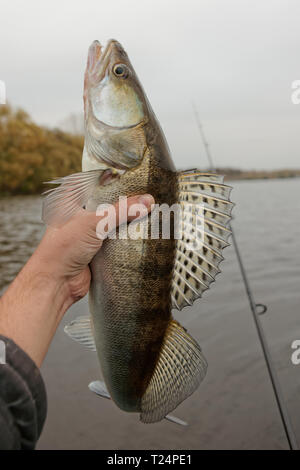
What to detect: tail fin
<box><xmin>89</xmin><ymin>379</ymin><xmax>188</xmax><ymax>426</ymax></box>
<box><xmin>140</xmin><ymin>319</ymin><xmax>207</xmax><ymax>423</ymax></box>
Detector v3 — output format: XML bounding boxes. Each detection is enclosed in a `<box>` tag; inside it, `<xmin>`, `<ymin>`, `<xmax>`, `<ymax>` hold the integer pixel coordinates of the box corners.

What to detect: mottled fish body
<box><xmin>43</xmin><ymin>40</ymin><xmax>233</xmax><ymax>423</ymax></box>
<box><xmin>88</xmin><ymin>155</ymin><xmax>178</xmax><ymax>412</ymax></box>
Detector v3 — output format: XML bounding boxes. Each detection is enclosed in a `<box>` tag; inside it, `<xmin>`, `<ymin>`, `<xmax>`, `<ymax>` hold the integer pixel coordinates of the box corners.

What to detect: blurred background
<box><xmin>0</xmin><ymin>0</ymin><xmax>300</xmax><ymax>450</ymax></box>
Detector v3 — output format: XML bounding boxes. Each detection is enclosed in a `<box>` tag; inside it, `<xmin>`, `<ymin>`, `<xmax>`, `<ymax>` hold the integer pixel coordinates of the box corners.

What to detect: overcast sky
<box><xmin>1</xmin><ymin>0</ymin><xmax>300</xmax><ymax>169</ymax></box>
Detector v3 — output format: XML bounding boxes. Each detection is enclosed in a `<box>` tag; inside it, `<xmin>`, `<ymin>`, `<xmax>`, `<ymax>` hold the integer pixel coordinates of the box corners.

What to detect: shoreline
<box><xmin>0</xmin><ymin>173</ymin><xmax>299</xmax><ymax>197</ymax></box>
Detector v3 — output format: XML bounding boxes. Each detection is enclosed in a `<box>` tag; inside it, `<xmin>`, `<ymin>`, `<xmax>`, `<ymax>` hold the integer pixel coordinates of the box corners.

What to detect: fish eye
<box><xmin>113</xmin><ymin>64</ymin><xmax>128</xmax><ymax>78</ymax></box>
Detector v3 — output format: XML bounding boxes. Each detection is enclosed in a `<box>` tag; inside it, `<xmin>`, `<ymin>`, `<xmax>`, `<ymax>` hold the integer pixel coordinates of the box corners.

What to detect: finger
<box><xmin>115</xmin><ymin>194</ymin><xmax>155</xmax><ymax>225</ymax></box>
<box><xmin>95</xmin><ymin>194</ymin><xmax>155</xmax><ymax>240</ymax></box>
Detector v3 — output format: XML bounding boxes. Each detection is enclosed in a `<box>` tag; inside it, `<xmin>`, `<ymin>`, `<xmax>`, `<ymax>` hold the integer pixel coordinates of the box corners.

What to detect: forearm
<box><xmin>0</xmin><ymin>246</ymin><xmax>72</xmax><ymax>367</ymax></box>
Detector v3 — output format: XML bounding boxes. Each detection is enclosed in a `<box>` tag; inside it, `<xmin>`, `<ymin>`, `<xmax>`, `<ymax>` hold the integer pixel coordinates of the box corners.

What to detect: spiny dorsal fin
<box><xmin>171</xmin><ymin>171</ymin><xmax>234</xmax><ymax>310</ymax></box>
<box><xmin>42</xmin><ymin>169</ymin><xmax>104</xmax><ymax>226</ymax></box>
<box><xmin>64</xmin><ymin>315</ymin><xmax>96</xmax><ymax>351</ymax></box>
<box><xmin>140</xmin><ymin>319</ymin><xmax>207</xmax><ymax>423</ymax></box>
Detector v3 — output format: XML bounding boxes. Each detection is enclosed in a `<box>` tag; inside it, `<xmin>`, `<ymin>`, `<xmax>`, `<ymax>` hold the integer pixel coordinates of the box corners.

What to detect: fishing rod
<box><xmin>192</xmin><ymin>104</ymin><xmax>298</xmax><ymax>450</ymax></box>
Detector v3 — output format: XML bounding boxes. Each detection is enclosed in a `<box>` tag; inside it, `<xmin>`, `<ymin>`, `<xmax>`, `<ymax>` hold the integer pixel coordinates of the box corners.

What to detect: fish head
<box><xmin>84</xmin><ymin>39</ymin><xmax>147</xmax><ymax>128</ymax></box>
<box><xmin>83</xmin><ymin>40</ymin><xmax>150</xmax><ymax>171</ymax></box>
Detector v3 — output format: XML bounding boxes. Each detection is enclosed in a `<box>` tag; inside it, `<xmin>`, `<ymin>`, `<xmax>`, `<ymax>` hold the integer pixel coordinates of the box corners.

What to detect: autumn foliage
<box><xmin>0</xmin><ymin>105</ymin><xmax>83</xmax><ymax>195</ymax></box>
<box><xmin>1</xmin><ymin>105</ymin><xmax>298</xmax><ymax>195</ymax></box>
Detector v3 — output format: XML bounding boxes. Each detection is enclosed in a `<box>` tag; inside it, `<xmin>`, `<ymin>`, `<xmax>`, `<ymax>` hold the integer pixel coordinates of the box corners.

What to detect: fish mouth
<box><xmin>99</xmin><ymin>39</ymin><xmax>121</xmax><ymax>61</ymax></box>
<box><xmin>87</xmin><ymin>39</ymin><xmax>123</xmax><ymax>82</ymax></box>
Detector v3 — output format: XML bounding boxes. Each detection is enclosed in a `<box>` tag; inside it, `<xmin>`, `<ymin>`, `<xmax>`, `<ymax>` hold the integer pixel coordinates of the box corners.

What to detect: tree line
<box><xmin>1</xmin><ymin>105</ymin><xmax>297</xmax><ymax>196</ymax></box>
<box><xmin>0</xmin><ymin>105</ymin><xmax>83</xmax><ymax>195</ymax></box>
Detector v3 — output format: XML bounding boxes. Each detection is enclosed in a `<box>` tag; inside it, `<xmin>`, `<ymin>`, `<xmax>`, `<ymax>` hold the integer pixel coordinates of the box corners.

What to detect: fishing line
<box><xmin>192</xmin><ymin>104</ymin><xmax>298</xmax><ymax>450</ymax></box>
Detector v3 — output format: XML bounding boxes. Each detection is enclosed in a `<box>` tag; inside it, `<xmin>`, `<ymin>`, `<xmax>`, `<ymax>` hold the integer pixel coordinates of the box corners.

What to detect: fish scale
<box><xmin>87</xmin><ymin>151</ymin><xmax>177</xmax><ymax>411</ymax></box>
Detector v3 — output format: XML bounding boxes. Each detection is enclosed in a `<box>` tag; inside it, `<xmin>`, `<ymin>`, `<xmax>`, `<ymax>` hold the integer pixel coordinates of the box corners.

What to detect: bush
<box><xmin>0</xmin><ymin>105</ymin><xmax>83</xmax><ymax>195</ymax></box>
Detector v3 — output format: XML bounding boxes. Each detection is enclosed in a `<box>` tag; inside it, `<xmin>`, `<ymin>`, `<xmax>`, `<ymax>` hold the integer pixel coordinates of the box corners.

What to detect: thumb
<box><xmin>84</xmin><ymin>193</ymin><xmax>155</xmax><ymax>242</ymax></box>
<box><xmin>41</xmin><ymin>194</ymin><xmax>155</xmax><ymax>269</ymax></box>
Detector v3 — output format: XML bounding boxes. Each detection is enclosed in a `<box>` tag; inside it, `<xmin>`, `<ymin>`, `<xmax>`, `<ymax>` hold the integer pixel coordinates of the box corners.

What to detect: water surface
<box><xmin>0</xmin><ymin>179</ymin><xmax>299</xmax><ymax>449</ymax></box>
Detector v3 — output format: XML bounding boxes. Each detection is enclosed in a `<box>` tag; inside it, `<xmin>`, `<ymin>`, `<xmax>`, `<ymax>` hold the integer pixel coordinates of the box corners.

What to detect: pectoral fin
<box><xmin>42</xmin><ymin>169</ymin><xmax>105</xmax><ymax>225</ymax></box>
<box><xmin>172</xmin><ymin>171</ymin><xmax>233</xmax><ymax>310</ymax></box>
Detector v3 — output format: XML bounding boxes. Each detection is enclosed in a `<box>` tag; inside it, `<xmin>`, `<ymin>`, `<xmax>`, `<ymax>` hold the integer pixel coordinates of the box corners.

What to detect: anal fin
<box><xmin>164</xmin><ymin>414</ymin><xmax>188</xmax><ymax>426</ymax></box>
<box><xmin>89</xmin><ymin>380</ymin><xmax>111</xmax><ymax>399</ymax></box>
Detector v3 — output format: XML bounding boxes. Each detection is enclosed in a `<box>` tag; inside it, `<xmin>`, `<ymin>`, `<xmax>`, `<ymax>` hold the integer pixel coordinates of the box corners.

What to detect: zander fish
<box><xmin>42</xmin><ymin>40</ymin><xmax>233</xmax><ymax>424</ymax></box>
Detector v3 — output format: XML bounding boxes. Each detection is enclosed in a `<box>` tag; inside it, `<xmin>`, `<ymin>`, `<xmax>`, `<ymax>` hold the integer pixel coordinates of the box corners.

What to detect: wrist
<box><xmin>33</xmin><ymin>229</ymin><xmax>91</xmax><ymax>305</ymax></box>
<box><xmin>0</xmin><ymin>257</ymin><xmax>72</xmax><ymax>367</ymax></box>
<box><xmin>29</xmin><ymin>255</ymin><xmax>75</xmax><ymax>316</ymax></box>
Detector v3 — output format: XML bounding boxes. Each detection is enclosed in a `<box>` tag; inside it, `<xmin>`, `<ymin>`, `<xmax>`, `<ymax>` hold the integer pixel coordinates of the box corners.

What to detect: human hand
<box><xmin>36</xmin><ymin>193</ymin><xmax>155</xmax><ymax>303</ymax></box>
<box><xmin>0</xmin><ymin>194</ymin><xmax>154</xmax><ymax>366</ymax></box>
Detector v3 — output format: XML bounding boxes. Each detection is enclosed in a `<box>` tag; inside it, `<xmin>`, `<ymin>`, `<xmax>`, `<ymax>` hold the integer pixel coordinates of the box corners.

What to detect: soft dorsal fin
<box><xmin>171</xmin><ymin>171</ymin><xmax>233</xmax><ymax>311</ymax></box>
<box><xmin>140</xmin><ymin>319</ymin><xmax>207</xmax><ymax>423</ymax></box>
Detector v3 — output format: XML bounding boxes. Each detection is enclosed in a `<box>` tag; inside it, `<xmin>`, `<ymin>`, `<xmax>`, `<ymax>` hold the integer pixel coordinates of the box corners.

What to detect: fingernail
<box><xmin>138</xmin><ymin>194</ymin><xmax>155</xmax><ymax>208</ymax></box>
